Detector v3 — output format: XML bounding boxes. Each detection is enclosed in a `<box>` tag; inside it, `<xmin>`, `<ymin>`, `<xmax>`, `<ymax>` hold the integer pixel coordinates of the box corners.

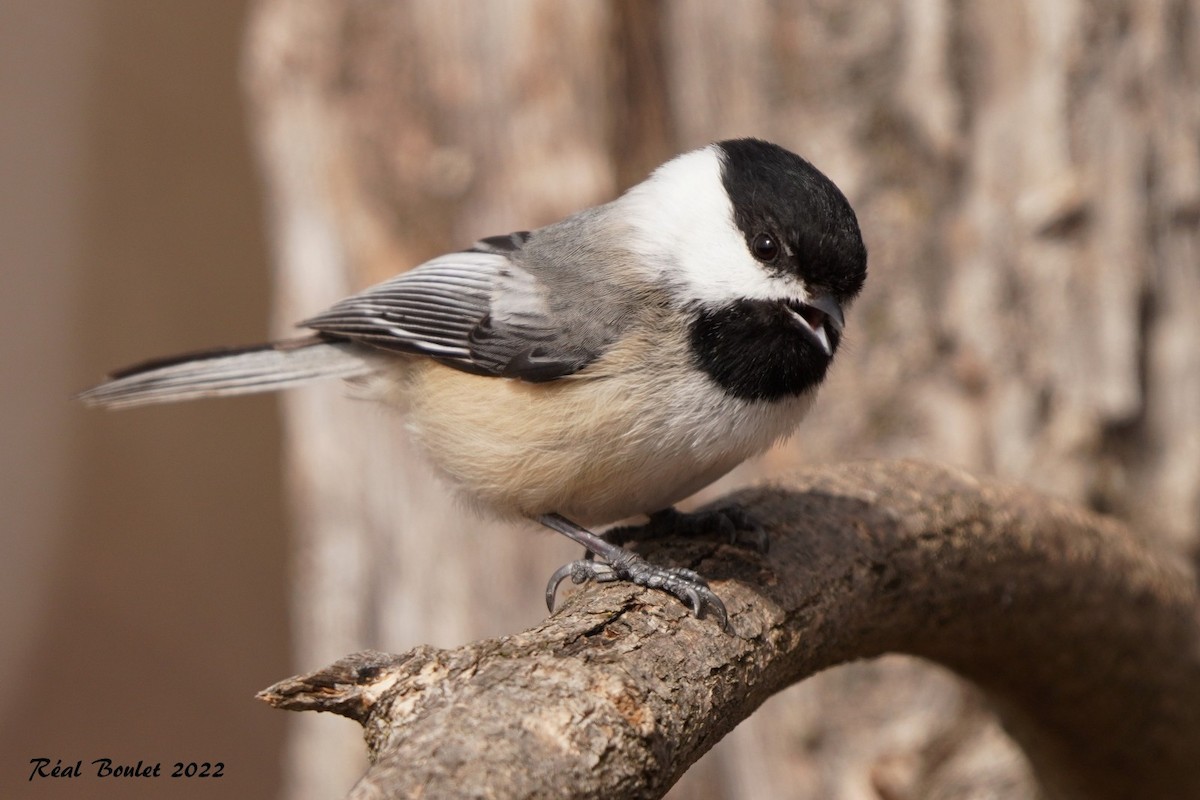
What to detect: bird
<box><xmin>80</xmin><ymin>138</ymin><xmax>868</xmax><ymax>631</ymax></box>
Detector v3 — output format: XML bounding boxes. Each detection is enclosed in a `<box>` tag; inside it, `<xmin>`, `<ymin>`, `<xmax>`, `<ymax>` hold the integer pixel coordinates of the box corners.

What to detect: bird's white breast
<box><xmin>376</xmin><ymin>331</ymin><xmax>815</xmax><ymax>526</ymax></box>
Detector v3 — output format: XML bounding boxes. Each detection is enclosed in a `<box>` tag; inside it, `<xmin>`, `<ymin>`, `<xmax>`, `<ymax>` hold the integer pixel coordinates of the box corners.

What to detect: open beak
<box><xmin>783</xmin><ymin>294</ymin><xmax>844</xmax><ymax>357</ymax></box>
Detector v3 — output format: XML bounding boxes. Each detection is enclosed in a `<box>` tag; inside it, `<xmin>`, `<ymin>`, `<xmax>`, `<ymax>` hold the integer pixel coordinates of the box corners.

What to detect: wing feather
<box><xmin>301</xmin><ymin>235</ymin><xmax>601</xmax><ymax>380</ymax></box>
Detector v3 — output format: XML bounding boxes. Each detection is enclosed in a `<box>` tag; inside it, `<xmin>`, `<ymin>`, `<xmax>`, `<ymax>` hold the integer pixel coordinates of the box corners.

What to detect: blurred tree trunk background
<box><xmin>245</xmin><ymin>1</ymin><xmax>1199</xmax><ymax>798</ymax></box>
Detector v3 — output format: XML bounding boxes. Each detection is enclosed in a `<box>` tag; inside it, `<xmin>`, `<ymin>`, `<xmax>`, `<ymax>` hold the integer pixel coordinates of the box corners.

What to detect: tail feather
<box><xmin>78</xmin><ymin>336</ymin><xmax>375</xmax><ymax>409</ymax></box>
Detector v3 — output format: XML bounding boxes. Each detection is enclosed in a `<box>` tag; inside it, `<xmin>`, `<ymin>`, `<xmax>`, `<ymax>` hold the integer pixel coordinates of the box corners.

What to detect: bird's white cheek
<box><xmin>620</xmin><ymin>145</ymin><xmax>809</xmax><ymax>305</ymax></box>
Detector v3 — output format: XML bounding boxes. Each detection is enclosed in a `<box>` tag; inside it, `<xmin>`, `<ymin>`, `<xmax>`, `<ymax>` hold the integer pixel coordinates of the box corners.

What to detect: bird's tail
<box><xmin>78</xmin><ymin>335</ymin><xmax>375</xmax><ymax>409</ymax></box>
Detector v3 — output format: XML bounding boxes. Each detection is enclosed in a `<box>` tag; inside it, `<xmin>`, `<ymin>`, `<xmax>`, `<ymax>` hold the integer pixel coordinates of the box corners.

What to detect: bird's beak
<box><xmin>805</xmin><ymin>293</ymin><xmax>844</xmax><ymax>334</ymax></box>
<box><xmin>783</xmin><ymin>293</ymin><xmax>844</xmax><ymax>357</ymax></box>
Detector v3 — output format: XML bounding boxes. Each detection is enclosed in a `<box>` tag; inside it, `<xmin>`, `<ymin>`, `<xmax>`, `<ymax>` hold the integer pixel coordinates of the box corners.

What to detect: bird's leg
<box><xmin>540</xmin><ymin>513</ymin><xmax>729</xmax><ymax>631</ymax></box>
<box><xmin>602</xmin><ymin>505</ymin><xmax>770</xmax><ymax>554</ymax></box>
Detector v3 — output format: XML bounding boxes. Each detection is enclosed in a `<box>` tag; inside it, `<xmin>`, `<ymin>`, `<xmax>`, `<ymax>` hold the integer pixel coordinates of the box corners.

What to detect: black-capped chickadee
<box><xmin>81</xmin><ymin>138</ymin><xmax>867</xmax><ymax>630</ymax></box>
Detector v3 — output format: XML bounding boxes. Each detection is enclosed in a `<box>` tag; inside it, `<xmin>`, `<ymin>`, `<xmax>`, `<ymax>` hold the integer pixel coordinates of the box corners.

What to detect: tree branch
<box><xmin>259</xmin><ymin>460</ymin><xmax>1200</xmax><ymax>800</ymax></box>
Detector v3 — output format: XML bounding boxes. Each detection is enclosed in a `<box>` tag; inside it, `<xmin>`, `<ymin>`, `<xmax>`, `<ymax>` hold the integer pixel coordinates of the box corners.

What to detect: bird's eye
<box><xmin>751</xmin><ymin>232</ymin><xmax>779</xmax><ymax>262</ymax></box>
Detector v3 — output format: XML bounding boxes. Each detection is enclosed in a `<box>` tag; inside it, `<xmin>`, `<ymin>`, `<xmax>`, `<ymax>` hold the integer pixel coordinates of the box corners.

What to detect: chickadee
<box><xmin>81</xmin><ymin>138</ymin><xmax>867</xmax><ymax>630</ymax></box>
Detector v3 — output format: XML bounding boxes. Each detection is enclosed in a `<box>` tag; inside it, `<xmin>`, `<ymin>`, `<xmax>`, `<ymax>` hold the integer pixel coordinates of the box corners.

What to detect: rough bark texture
<box><xmin>243</xmin><ymin>1</ymin><xmax>1200</xmax><ymax>797</ymax></box>
<box><xmin>260</xmin><ymin>461</ymin><xmax>1200</xmax><ymax>800</ymax></box>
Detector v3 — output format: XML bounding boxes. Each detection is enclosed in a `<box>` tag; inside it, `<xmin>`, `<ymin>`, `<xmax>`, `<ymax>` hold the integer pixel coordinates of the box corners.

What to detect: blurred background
<box><xmin>2</xmin><ymin>1</ymin><xmax>1197</xmax><ymax>799</ymax></box>
<box><xmin>1</xmin><ymin>2</ymin><xmax>288</xmax><ymax>798</ymax></box>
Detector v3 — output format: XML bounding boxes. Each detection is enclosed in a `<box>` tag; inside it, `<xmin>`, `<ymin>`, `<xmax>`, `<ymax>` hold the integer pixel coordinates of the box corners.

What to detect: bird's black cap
<box><xmin>716</xmin><ymin>138</ymin><xmax>867</xmax><ymax>303</ymax></box>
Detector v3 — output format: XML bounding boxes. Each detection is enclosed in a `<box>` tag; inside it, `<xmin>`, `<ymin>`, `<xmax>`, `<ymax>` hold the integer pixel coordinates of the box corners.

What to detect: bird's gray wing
<box><xmin>300</xmin><ymin>232</ymin><xmax>605</xmax><ymax>381</ymax></box>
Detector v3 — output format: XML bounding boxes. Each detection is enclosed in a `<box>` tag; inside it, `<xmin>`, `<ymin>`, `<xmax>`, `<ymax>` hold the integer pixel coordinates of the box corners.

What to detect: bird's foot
<box><xmin>545</xmin><ymin>551</ymin><xmax>729</xmax><ymax>632</ymax></box>
<box><xmin>538</xmin><ymin>513</ymin><xmax>730</xmax><ymax>631</ymax></box>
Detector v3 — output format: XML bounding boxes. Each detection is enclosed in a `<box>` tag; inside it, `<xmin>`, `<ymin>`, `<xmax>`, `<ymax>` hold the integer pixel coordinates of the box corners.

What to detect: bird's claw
<box><xmin>546</xmin><ymin>552</ymin><xmax>730</xmax><ymax>632</ymax></box>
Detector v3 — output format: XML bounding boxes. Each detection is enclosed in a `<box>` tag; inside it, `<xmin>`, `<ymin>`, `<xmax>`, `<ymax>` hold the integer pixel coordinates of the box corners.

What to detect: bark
<box><xmin>260</xmin><ymin>460</ymin><xmax>1200</xmax><ymax>800</ymax></box>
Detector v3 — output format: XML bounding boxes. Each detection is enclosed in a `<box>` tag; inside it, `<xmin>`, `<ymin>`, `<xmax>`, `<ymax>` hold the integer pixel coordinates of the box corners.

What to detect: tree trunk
<box><xmin>243</xmin><ymin>1</ymin><xmax>1200</xmax><ymax>797</ymax></box>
